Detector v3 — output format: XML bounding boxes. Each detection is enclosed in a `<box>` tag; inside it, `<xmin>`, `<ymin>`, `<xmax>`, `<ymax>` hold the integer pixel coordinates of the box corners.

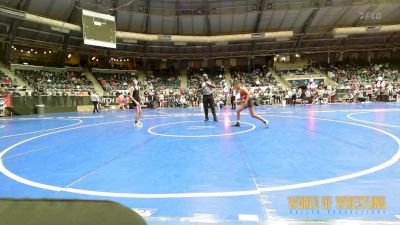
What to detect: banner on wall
<box><xmin>0</xmin><ymin>98</ymin><xmax>5</xmax><ymax>111</ymax></box>
<box><xmin>0</xmin><ymin>95</ymin><xmax>11</xmax><ymax>111</ymax></box>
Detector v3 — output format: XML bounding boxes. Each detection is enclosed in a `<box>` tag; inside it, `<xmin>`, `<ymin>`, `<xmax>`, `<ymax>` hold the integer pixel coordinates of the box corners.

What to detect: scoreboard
<box><xmin>82</xmin><ymin>9</ymin><xmax>116</xmax><ymax>49</ymax></box>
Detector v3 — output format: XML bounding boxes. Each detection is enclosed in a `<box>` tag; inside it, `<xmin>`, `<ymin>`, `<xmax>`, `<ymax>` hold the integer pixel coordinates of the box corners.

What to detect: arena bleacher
<box><xmin>14</xmin><ymin>69</ymin><xmax>93</xmax><ymax>96</ymax></box>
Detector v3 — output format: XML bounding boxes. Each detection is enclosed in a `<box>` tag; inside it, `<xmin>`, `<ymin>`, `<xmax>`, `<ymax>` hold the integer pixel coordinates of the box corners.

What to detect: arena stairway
<box><xmin>224</xmin><ymin>69</ymin><xmax>232</xmax><ymax>85</ymax></box>
<box><xmin>179</xmin><ymin>69</ymin><xmax>187</xmax><ymax>88</ymax></box>
<box><xmin>136</xmin><ymin>70</ymin><xmax>146</xmax><ymax>87</ymax></box>
<box><xmin>0</xmin><ymin>61</ymin><xmax>33</xmax><ymax>91</ymax></box>
<box><xmin>269</xmin><ymin>68</ymin><xmax>291</xmax><ymax>90</ymax></box>
<box><xmin>311</xmin><ymin>66</ymin><xmax>340</xmax><ymax>88</ymax></box>
<box><xmin>84</xmin><ymin>69</ymin><xmax>104</xmax><ymax>95</ymax></box>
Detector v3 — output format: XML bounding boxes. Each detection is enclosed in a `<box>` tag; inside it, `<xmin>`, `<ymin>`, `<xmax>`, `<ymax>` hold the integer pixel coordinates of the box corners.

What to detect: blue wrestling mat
<box><xmin>1</xmin><ymin>103</ymin><xmax>400</xmax><ymax>225</ymax></box>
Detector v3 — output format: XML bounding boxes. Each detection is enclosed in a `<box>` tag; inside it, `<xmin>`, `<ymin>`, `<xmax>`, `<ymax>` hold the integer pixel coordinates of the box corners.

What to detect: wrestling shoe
<box><xmin>264</xmin><ymin>120</ymin><xmax>269</xmax><ymax>128</ymax></box>
<box><xmin>231</xmin><ymin>123</ymin><xmax>240</xmax><ymax>127</ymax></box>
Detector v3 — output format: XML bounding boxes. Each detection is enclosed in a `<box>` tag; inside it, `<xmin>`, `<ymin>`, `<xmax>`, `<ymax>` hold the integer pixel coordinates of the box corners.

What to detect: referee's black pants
<box><xmin>92</xmin><ymin>101</ymin><xmax>99</xmax><ymax>113</ymax></box>
<box><xmin>203</xmin><ymin>94</ymin><xmax>217</xmax><ymax>120</ymax></box>
<box><xmin>231</xmin><ymin>96</ymin><xmax>236</xmax><ymax>109</ymax></box>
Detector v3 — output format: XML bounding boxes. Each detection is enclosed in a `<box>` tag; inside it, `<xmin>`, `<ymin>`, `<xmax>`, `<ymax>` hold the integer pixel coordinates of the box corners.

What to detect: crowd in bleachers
<box><xmin>230</xmin><ymin>65</ymin><xmax>278</xmax><ymax>86</ymax></box>
<box><xmin>0</xmin><ymin>72</ymin><xmax>16</xmax><ymax>92</ymax></box>
<box><xmin>0</xmin><ymin>71</ymin><xmax>27</xmax><ymax>97</ymax></box>
<box><xmin>317</xmin><ymin>63</ymin><xmax>400</xmax><ymax>102</ymax></box>
<box><xmin>276</xmin><ymin>65</ymin><xmax>315</xmax><ymax>76</ymax></box>
<box><xmin>187</xmin><ymin>66</ymin><xmax>225</xmax><ymax>88</ymax></box>
<box><xmin>138</xmin><ymin>67</ymin><xmax>217</xmax><ymax>109</ymax></box>
<box><xmin>140</xmin><ymin>65</ymin><xmax>286</xmax><ymax>109</ymax></box>
<box><xmin>5</xmin><ymin>61</ymin><xmax>400</xmax><ymax>109</ymax></box>
<box><xmin>227</xmin><ymin>65</ymin><xmax>285</xmax><ymax>105</ymax></box>
<box><xmin>140</xmin><ymin>89</ymin><xmax>200</xmax><ymax>109</ymax></box>
<box><xmin>14</xmin><ymin>69</ymin><xmax>93</xmax><ymax>96</ymax></box>
<box><xmin>94</xmin><ymin>72</ymin><xmax>136</xmax><ymax>95</ymax></box>
<box><xmin>138</xmin><ymin>69</ymin><xmax>182</xmax><ymax>101</ymax></box>
<box><xmin>153</xmin><ymin>68</ymin><xmax>181</xmax><ymax>87</ymax></box>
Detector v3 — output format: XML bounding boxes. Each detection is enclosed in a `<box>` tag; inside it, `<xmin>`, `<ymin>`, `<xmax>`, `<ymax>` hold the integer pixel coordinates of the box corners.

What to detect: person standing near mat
<box><xmin>201</xmin><ymin>74</ymin><xmax>218</xmax><ymax>122</ymax></box>
<box><xmin>90</xmin><ymin>91</ymin><xmax>100</xmax><ymax>114</ymax></box>
<box><xmin>129</xmin><ymin>78</ymin><xmax>142</xmax><ymax>127</ymax></box>
<box><xmin>232</xmin><ymin>82</ymin><xmax>269</xmax><ymax>127</ymax></box>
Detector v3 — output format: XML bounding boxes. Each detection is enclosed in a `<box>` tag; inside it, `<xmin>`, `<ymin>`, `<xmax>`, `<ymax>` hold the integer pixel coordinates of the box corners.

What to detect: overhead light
<box><xmin>174</xmin><ymin>42</ymin><xmax>187</xmax><ymax>46</ymax></box>
<box><xmin>68</xmin><ymin>54</ymin><xmax>72</xmax><ymax>58</ymax></box>
<box><xmin>265</xmin><ymin>31</ymin><xmax>293</xmax><ymax>40</ymax></box>
<box><xmin>30</xmin><ymin>49</ymin><xmax>33</xmax><ymax>51</ymax></box>
<box><xmin>27</xmin><ymin>51</ymin><xmax>30</xmax><ymax>54</ymax></box>
<box><xmin>127</xmin><ymin>59</ymin><xmax>129</xmax><ymax>62</ymax></box>
<box><xmin>366</xmin><ymin>25</ymin><xmax>382</xmax><ymax>32</ymax></box>
<box><xmin>251</xmin><ymin>33</ymin><xmax>264</xmax><ymax>39</ymax></box>
<box><xmin>49</xmin><ymin>50</ymin><xmax>52</xmax><ymax>53</ymax></box>
<box><xmin>35</xmin><ymin>51</ymin><xmax>38</xmax><ymax>54</ymax></box>
<box><xmin>96</xmin><ymin>59</ymin><xmax>99</xmax><ymax>62</ymax></box>
<box><xmin>333</xmin><ymin>34</ymin><xmax>348</xmax><ymax>38</ymax></box>
<box><xmin>295</xmin><ymin>53</ymin><xmax>301</xmax><ymax>58</ymax></box>
<box><xmin>333</xmin><ymin>24</ymin><xmax>400</xmax><ymax>37</ymax></box>
<box><xmin>44</xmin><ymin>51</ymin><xmax>47</xmax><ymax>54</ymax></box>
<box><xmin>122</xmin><ymin>39</ymin><xmax>137</xmax><ymax>44</ymax></box>
<box><xmin>0</xmin><ymin>5</ymin><xmax>26</xmax><ymax>20</ymax></box>
<box><xmin>20</xmin><ymin>49</ymin><xmax>23</xmax><ymax>52</ymax></box>
<box><xmin>277</xmin><ymin>37</ymin><xmax>290</xmax><ymax>41</ymax></box>
<box><xmin>51</xmin><ymin>26</ymin><xmax>70</xmax><ymax>34</ymax></box>
<box><xmin>216</xmin><ymin>42</ymin><xmax>229</xmax><ymax>46</ymax></box>
<box><xmin>91</xmin><ymin>56</ymin><xmax>96</xmax><ymax>60</ymax></box>
<box><xmin>158</xmin><ymin>35</ymin><xmax>172</xmax><ymax>41</ymax></box>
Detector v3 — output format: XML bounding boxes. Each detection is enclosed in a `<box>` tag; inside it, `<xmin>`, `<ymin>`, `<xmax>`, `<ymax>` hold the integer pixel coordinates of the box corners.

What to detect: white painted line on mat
<box><xmin>148</xmin><ymin>121</ymin><xmax>256</xmax><ymax>138</ymax></box>
<box><xmin>347</xmin><ymin>111</ymin><xmax>400</xmax><ymax>128</ymax></box>
<box><xmin>187</xmin><ymin>126</ymin><xmax>216</xmax><ymax>129</ymax></box>
<box><xmin>0</xmin><ymin>115</ymin><xmax>399</xmax><ymax>198</ymax></box>
<box><xmin>131</xmin><ymin>208</ymin><xmax>157</xmax><ymax>217</ymax></box>
<box><xmin>0</xmin><ymin>119</ymin><xmax>83</xmax><ymax>139</ymax></box>
<box><xmin>238</xmin><ymin>214</ymin><xmax>259</xmax><ymax>222</ymax></box>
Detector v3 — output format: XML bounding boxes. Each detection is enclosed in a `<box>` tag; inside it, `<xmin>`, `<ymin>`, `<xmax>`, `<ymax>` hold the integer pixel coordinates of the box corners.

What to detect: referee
<box><xmin>201</xmin><ymin>74</ymin><xmax>218</xmax><ymax>122</ymax></box>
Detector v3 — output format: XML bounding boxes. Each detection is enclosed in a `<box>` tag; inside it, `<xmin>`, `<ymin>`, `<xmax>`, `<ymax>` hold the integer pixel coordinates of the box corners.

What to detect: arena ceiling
<box><xmin>0</xmin><ymin>0</ymin><xmax>399</xmax><ymax>59</ymax></box>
